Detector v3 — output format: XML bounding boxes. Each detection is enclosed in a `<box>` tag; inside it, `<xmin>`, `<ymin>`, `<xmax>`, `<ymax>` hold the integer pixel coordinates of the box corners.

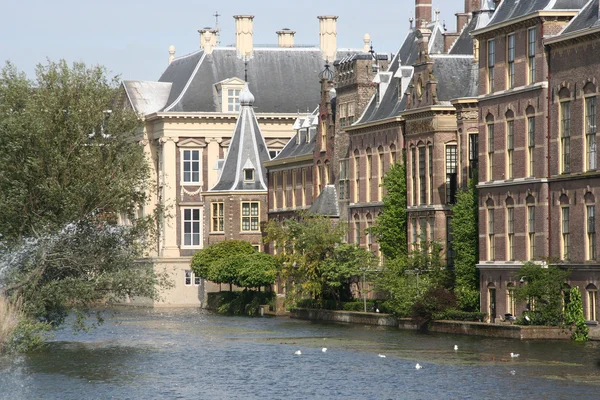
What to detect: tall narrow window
<box><xmin>428</xmin><ymin>144</ymin><xmax>434</xmax><ymax>204</ymax></box>
<box><xmin>282</xmin><ymin>171</ymin><xmax>287</xmax><ymax>208</ymax></box>
<box><xmin>411</xmin><ymin>218</ymin><xmax>417</xmax><ymax>248</ymax></box>
<box><xmin>507</xmin><ymin>204</ymin><xmax>514</xmax><ymax>261</ymax></box>
<box><xmin>562</xmin><ymin>206</ymin><xmax>570</xmax><ymax>259</ymax></box>
<box><xmin>528</xmin><ymin>205</ymin><xmax>535</xmax><ymax>260</ymax></box>
<box><xmin>183</xmin><ymin>208</ymin><xmax>201</xmax><ymax>247</ymax></box>
<box><xmin>419</xmin><ymin>146</ymin><xmax>426</xmax><ymax>205</ymax></box>
<box><xmin>528</xmin><ymin>27</ymin><xmax>536</xmax><ymax>83</ymax></box>
<box><xmin>507</xmin><ymin>283</ymin><xmax>516</xmax><ymax>316</ymax></box>
<box><xmin>182</xmin><ymin>150</ymin><xmax>200</xmax><ymax>184</ymax></box>
<box><xmin>506</xmin><ymin>117</ymin><xmax>514</xmax><ymax>179</ymax></box>
<box><xmin>291</xmin><ymin>169</ymin><xmax>297</xmax><ymax>207</ymax></box>
<box><xmin>429</xmin><ymin>216</ymin><xmax>435</xmax><ymax>243</ymax></box>
<box><xmin>367</xmin><ymin>215</ymin><xmax>373</xmax><ymax>252</ymax></box>
<box><xmin>561</xmin><ymin>100</ymin><xmax>571</xmax><ymax>173</ymax></box>
<box><xmin>586</xmin><ymin>96</ymin><xmax>597</xmax><ymax>171</ymax></box>
<box><xmin>528</xmin><ymin>115</ymin><xmax>535</xmax><ymax>177</ymax></box>
<box><xmin>488</xmin><ymin>207</ymin><xmax>495</xmax><ymax>261</ymax></box>
<box><xmin>227</xmin><ymin>89</ymin><xmax>241</xmax><ymax>112</ymax></box>
<box><xmin>301</xmin><ymin>168</ymin><xmax>306</xmax><ymax>206</ymax></box>
<box><xmin>211</xmin><ymin>202</ymin><xmax>224</xmax><ymax>232</ymax></box>
<box><xmin>366</xmin><ymin>149</ymin><xmax>372</xmax><ymax>203</ymax></box>
<box><xmin>487</xmin><ymin>39</ymin><xmax>495</xmax><ymax>93</ymax></box>
<box><xmin>354</xmin><ymin>150</ymin><xmax>360</xmax><ymax>203</ymax></box>
<box><xmin>390</xmin><ymin>144</ymin><xmax>397</xmax><ymax>165</ymax></box>
<box><xmin>321</xmin><ymin>119</ymin><xmax>327</xmax><ymax>151</ymax></box>
<box><xmin>587</xmin><ymin>284</ymin><xmax>598</xmax><ymax>321</ymax></box>
<box><xmin>468</xmin><ymin>134</ymin><xmax>478</xmax><ymax>179</ymax></box>
<box><xmin>339</xmin><ymin>159</ymin><xmax>349</xmax><ymax>200</ymax></box>
<box><xmin>273</xmin><ymin>172</ymin><xmax>279</xmax><ymax>209</ymax></box>
<box><xmin>241</xmin><ymin>202</ymin><xmax>260</xmax><ymax>232</ymax></box>
<box><xmin>588</xmin><ymin>205</ymin><xmax>596</xmax><ymax>260</ymax></box>
<box><xmin>445</xmin><ymin>145</ymin><xmax>457</xmax><ymax>204</ymax></box>
<box><xmin>411</xmin><ymin>147</ymin><xmax>417</xmax><ymax>206</ymax></box>
<box><xmin>507</xmin><ymin>34</ymin><xmax>515</xmax><ymax>89</ymax></box>
<box><xmin>420</xmin><ymin>218</ymin><xmax>427</xmax><ymax>243</ymax></box>
<box><xmin>354</xmin><ymin>216</ymin><xmax>361</xmax><ymax>246</ymax></box>
<box><xmin>487</xmin><ymin>119</ymin><xmax>495</xmax><ymax>181</ymax></box>
<box><xmin>378</xmin><ymin>147</ymin><xmax>384</xmax><ymax>201</ymax></box>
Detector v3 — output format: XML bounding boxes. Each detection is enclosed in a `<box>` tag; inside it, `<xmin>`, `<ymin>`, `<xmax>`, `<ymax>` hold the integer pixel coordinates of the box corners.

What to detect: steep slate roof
<box><xmin>432</xmin><ymin>55</ymin><xmax>479</xmax><ymax>101</ymax></box>
<box><xmin>562</xmin><ymin>0</ymin><xmax>600</xmax><ymax>33</ymax></box>
<box><xmin>272</xmin><ymin>111</ymin><xmax>318</xmax><ymax>161</ymax></box>
<box><xmin>487</xmin><ymin>0</ymin><xmax>588</xmax><ymax>26</ymax></box>
<box><xmin>159</xmin><ymin>47</ymin><xmax>324</xmax><ymax>113</ymax></box>
<box><xmin>309</xmin><ymin>185</ymin><xmax>340</xmax><ymax>217</ymax></box>
<box><xmin>448</xmin><ymin>7</ymin><xmax>495</xmax><ymax>55</ymax></box>
<box><xmin>210</xmin><ymin>85</ymin><xmax>271</xmax><ymax>192</ymax></box>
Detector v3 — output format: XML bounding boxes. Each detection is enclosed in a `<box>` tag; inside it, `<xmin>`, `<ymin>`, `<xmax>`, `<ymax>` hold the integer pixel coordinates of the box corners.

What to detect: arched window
<box><xmin>324</xmin><ymin>160</ymin><xmax>330</xmax><ymax>186</ymax></box>
<box><xmin>428</xmin><ymin>142</ymin><xmax>434</xmax><ymax>204</ymax></box>
<box><xmin>560</xmin><ymin>194</ymin><xmax>570</xmax><ymax>260</ymax></box>
<box><xmin>505</xmin><ymin>110</ymin><xmax>515</xmax><ymax>179</ymax></box>
<box><xmin>486</xmin><ymin>114</ymin><xmax>495</xmax><ymax>181</ymax></box>
<box><xmin>559</xmin><ymin>87</ymin><xmax>571</xmax><ymax>173</ymax></box>
<box><xmin>487</xmin><ymin>198</ymin><xmax>495</xmax><ymax>261</ymax></box>
<box><xmin>366</xmin><ymin>213</ymin><xmax>373</xmax><ymax>251</ymax></box>
<box><xmin>445</xmin><ymin>142</ymin><xmax>458</xmax><ymax>204</ymax></box>
<box><xmin>378</xmin><ymin>146</ymin><xmax>384</xmax><ymax>201</ymax></box>
<box><xmin>366</xmin><ymin>148</ymin><xmax>372</xmax><ymax>203</ymax></box>
<box><xmin>526</xmin><ymin>106</ymin><xmax>536</xmax><ymax>177</ymax></box>
<box><xmin>353</xmin><ymin>150</ymin><xmax>360</xmax><ymax>203</ymax></box>
<box><xmin>353</xmin><ymin>214</ymin><xmax>361</xmax><ymax>246</ymax></box>
<box><xmin>390</xmin><ymin>143</ymin><xmax>397</xmax><ymax>164</ymax></box>
<box><xmin>585</xmin><ymin>192</ymin><xmax>596</xmax><ymax>261</ymax></box>
<box><xmin>488</xmin><ymin>282</ymin><xmax>497</xmax><ymax>322</ymax></box>
<box><xmin>506</xmin><ymin>196</ymin><xmax>515</xmax><ymax>261</ymax></box>
<box><xmin>526</xmin><ymin>195</ymin><xmax>536</xmax><ymax>260</ymax></box>
<box><xmin>316</xmin><ymin>160</ymin><xmax>322</xmax><ymax>195</ymax></box>
<box><xmin>418</xmin><ymin>143</ymin><xmax>426</xmax><ymax>205</ymax></box>
<box><xmin>584</xmin><ymin>82</ymin><xmax>597</xmax><ymax>171</ymax></box>
<box><xmin>411</xmin><ymin>145</ymin><xmax>417</xmax><ymax>206</ymax></box>
<box><xmin>586</xmin><ymin>283</ymin><xmax>598</xmax><ymax>321</ymax></box>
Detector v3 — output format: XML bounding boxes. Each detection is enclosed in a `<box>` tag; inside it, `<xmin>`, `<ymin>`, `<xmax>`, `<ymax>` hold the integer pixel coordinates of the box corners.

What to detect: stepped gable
<box><xmin>309</xmin><ymin>185</ymin><xmax>340</xmax><ymax>217</ymax></box>
<box><xmin>210</xmin><ymin>84</ymin><xmax>271</xmax><ymax>192</ymax></box>
<box><xmin>487</xmin><ymin>0</ymin><xmax>588</xmax><ymax>27</ymax></box>
<box><xmin>561</xmin><ymin>0</ymin><xmax>600</xmax><ymax>34</ymax></box>
<box><xmin>160</xmin><ymin>48</ymin><xmax>323</xmax><ymax>113</ymax></box>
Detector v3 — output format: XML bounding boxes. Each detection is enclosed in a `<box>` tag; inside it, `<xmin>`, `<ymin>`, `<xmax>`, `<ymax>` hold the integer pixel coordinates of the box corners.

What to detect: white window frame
<box><xmin>181</xmin><ymin>149</ymin><xmax>202</xmax><ymax>185</ymax></box>
<box><xmin>182</xmin><ymin>207</ymin><xmax>202</xmax><ymax>248</ymax></box>
<box><xmin>211</xmin><ymin>202</ymin><xmax>224</xmax><ymax>233</ymax></box>
<box><xmin>185</xmin><ymin>269</ymin><xmax>200</xmax><ymax>286</ymax></box>
<box><xmin>227</xmin><ymin>88</ymin><xmax>241</xmax><ymax>112</ymax></box>
<box><xmin>241</xmin><ymin>201</ymin><xmax>260</xmax><ymax>232</ymax></box>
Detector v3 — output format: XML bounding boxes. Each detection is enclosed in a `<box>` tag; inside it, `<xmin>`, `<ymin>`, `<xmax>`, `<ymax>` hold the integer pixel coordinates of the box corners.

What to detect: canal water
<box><xmin>1</xmin><ymin>308</ymin><xmax>599</xmax><ymax>400</ymax></box>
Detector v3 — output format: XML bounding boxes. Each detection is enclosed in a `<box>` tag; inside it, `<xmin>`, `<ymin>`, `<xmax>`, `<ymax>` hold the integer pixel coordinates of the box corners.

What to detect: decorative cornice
<box><xmin>478</xmin><ymin>82</ymin><xmax>548</xmax><ymax>102</ymax></box>
<box><xmin>400</xmin><ymin>105</ymin><xmax>455</xmax><ymax>119</ymax></box>
<box><xmin>145</xmin><ymin>112</ymin><xmax>299</xmax><ymax>122</ymax></box>
<box><xmin>345</xmin><ymin>117</ymin><xmax>403</xmax><ymax>132</ymax></box>
<box><xmin>545</xmin><ymin>26</ymin><xmax>600</xmax><ymax>47</ymax></box>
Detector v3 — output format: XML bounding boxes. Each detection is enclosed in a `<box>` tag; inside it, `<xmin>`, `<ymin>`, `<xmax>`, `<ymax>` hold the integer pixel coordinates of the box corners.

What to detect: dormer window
<box><xmin>228</xmin><ymin>89</ymin><xmax>241</xmax><ymax>112</ymax></box>
<box><xmin>244</xmin><ymin>168</ymin><xmax>255</xmax><ymax>182</ymax></box>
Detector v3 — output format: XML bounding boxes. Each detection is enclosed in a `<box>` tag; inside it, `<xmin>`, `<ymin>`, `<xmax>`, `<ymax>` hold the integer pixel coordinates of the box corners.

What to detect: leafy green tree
<box><xmin>265</xmin><ymin>212</ymin><xmax>372</xmax><ymax>304</ymax></box>
<box><xmin>232</xmin><ymin>252</ymin><xmax>278</xmax><ymax>289</ymax></box>
<box><xmin>450</xmin><ymin>174</ymin><xmax>480</xmax><ymax>311</ymax></box>
<box><xmin>0</xmin><ymin>60</ymin><xmax>167</xmax><ymax>345</ymax></box>
<box><xmin>321</xmin><ymin>244</ymin><xmax>378</xmax><ymax>301</ymax></box>
<box><xmin>369</xmin><ymin>157</ymin><xmax>407</xmax><ymax>260</ymax></box>
<box><xmin>564</xmin><ymin>286</ymin><xmax>588</xmax><ymax>341</ymax></box>
<box><xmin>515</xmin><ymin>262</ymin><xmax>570</xmax><ymax>326</ymax></box>
<box><xmin>190</xmin><ymin>240</ymin><xmax>256</xmax><ymax>289</ymax></box>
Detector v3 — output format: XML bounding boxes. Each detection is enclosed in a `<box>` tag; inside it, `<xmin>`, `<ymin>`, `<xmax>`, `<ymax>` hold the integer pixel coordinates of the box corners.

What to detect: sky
<box><xmin>1</xmin><ymin>0</ymin><xmax>465</xmax><ymax>81</ymax></box>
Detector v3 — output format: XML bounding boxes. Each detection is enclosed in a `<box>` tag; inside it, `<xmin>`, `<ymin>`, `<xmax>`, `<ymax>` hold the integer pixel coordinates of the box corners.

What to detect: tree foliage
<box><xmin>0</xmin><ymin>60</ymin><xmax>165</xmax><ymax>343</ymax></box>
<box><xmin>564</xmin><ymin>286</ymin><xmax>588</xmax><ymax>341</ymax></box>
<box><xmin>515</xmin><ymin>262</ymin><xmax>570</xmax><ymax>326</ymax></box>
<box><xmin>450</xmin><ymin>174</ymin><xmax>480</xmax><ymax>311</ymax></box>
<box><xmin>369</xmin><ymin>157</ymin><xmax>407</xmax><ymax>260</ymax></box>
<box><xmin>264</xmin><ymin>212</ymin><xmax>375</xmax><ymax>304</ymax></box>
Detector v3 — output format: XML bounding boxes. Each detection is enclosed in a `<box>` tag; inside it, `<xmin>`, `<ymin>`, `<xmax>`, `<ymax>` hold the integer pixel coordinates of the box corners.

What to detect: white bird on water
<box><xmin>510</xmin><ymin>352</ymin><xmax>520</xmax><ymax>358</ymax></box>
<box><xmin>378</xmin><ymin>354</ymin><xmax>386</xmax><ymax>358</ymax></box>
<box><xmin>294</xmin><ymin>350</ymin><xmax>302</xmax><ymax>355</ymax></box>
<box><xmin>415</xmin><ymin>363</ymin><xmax>423</xmax><ymax>369</ymax></box>
<box><xmin>322</xmin><ymin>348</ymin><xmax>327</xmax><ymax>353</ymax></box>
<box><xmin>454</xmin><ymin>345</ymin><xmax>458</xmax><ymax>351</ymax></box>
<box><xmin>510</xmin><ymin>370</ymin><xmax>516</xmax><ymax>375</ymax></box>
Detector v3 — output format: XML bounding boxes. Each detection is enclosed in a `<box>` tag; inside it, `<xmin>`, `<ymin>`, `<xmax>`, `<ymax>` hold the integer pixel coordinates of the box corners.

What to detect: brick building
<box><xmin>472</xmin><ymin>0</ymin><xmax>599</xmax><ymax>330</ymax></box>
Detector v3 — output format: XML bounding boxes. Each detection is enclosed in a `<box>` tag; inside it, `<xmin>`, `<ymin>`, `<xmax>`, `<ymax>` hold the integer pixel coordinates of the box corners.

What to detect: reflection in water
<box><xmin>1</xmin><ymin>307</ymin><xmax>599</xmax><ymax>399</ymax></box>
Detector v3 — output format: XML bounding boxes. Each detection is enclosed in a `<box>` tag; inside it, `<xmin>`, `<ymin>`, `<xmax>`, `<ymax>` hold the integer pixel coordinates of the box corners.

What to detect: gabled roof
<box><xmin>561</xmin><ymin>0</ymin><xmax>600</xmax><ymax>34</ymax></box>
<box><xmin>210</xmin><ymin>85</ymin><xmax>271</xmax><ymax>192</ymax></box>
<box><xmin>309</xmin><ymin>185</ymin><xmax>339</xmax><ymax>217</ymax></box>
<box><xmin>486</xmin><ymin>0</ymin><xmax>588</xmax><ymax>27</ymax></box>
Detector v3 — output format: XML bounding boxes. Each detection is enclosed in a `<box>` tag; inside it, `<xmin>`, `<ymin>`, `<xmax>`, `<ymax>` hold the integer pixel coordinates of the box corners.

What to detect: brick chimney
<box><xmin>415</xmin><ymin>0</ymin><xmax>432</xmax><ymax>26</ymax></box>
<box><xmin>234</xmin><ymin>15</ymin><xmax>254</xmax><ymax>57</ymax></box>
<box><xmin>277</xmin><ymin>28</ymin><xmax>295</xmax><ymax>48</ymax></box>
<box><xmin>318</xmin><ymin>16</ymin><xmax>338</xmax><ymax>62</ymax></box>
<box><xmin>198</xmin><ymin>28</ymin><xmax>218</xmax><ymax>54</ymax></box>
<box><xmin>465</xmin><ymin>0</ymin><xmax>481</xmax><ymax>13</ymax></box>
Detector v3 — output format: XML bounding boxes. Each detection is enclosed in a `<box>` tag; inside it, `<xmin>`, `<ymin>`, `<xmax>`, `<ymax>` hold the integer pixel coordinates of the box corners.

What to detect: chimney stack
<box><xmin>363</xmin><ymin>33</ymin><xmax>371</xmax><ymax>53</ymax></box>
<box><xmin>277</xmin><ymin>28</ymin><xmax>295</xmax><ymax>48</ymax></box>
<box><xmin>465</xmin><ymin>0</ymin><xmax>481</xmax><ymax>13</ymax></box>
<box><xmin>199</xmin><ymin>28</ymin><xmax>218</xmax><ymax>54</ymax></box>
<box><xmin>168</xmin><ymin>45</ymin><xmax>176</xmax><ymax>65</ymax></box>
<box><xmin>234</xmin><ymin>15</ymin><xmax>254</xmax><ymax>57</ymax></box>
<box><xmin>415</xmin><ymin>0</ymin><xmax>432</xmax><ymax>26</ymax></box>
<box><xmin>318</xmin><ymin>15</ymin><xmax>338</xmax><ymax>62</ymax></box>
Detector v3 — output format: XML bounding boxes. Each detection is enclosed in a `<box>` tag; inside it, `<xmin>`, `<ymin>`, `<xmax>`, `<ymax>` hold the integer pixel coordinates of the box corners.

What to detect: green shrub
<box><xmin>209</xmin><ymin>290</ymin><xmax>275</xmax><ymax>316</ymax></box>
<box><xmin>432</xmin><ymin>309</ymin><xmax>487</xmax><ymax>322</ymax></box>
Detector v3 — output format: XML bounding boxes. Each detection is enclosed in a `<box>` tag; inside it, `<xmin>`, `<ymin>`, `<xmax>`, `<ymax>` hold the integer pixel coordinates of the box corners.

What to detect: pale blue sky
<box><xmin>2</xmin><ymin>0</ymin><xmax>464</xmax><ymax>81</ymax></box>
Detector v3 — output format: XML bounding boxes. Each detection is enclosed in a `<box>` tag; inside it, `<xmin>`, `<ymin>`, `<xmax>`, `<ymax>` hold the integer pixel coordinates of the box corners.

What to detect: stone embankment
<box><xmin>290</xmin><ymin>308</ymin><xmax>594</xmax><ymax>340</ymax></box>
